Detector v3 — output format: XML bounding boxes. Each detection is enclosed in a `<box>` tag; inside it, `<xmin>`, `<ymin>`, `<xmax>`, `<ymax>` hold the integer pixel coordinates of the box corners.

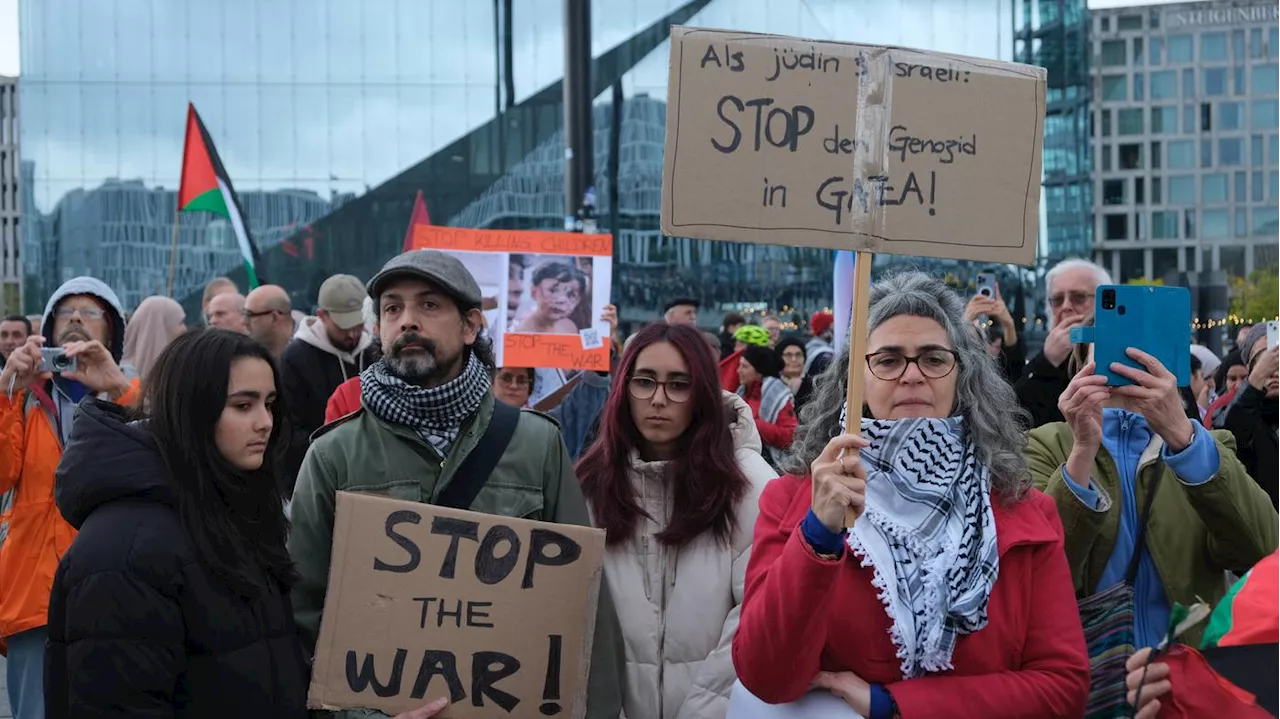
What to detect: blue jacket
<box><xmin>1061</xmin><ymin>409</ymin><xmax>1219</xmax><ymax>647</ymax></box>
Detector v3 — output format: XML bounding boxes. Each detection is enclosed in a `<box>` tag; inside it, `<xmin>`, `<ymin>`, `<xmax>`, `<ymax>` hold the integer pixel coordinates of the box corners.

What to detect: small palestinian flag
<box><xmin>177</xmin><ymin>103</ymin><xmax>264</xmax><ymax>288</ymax></box>
<box><xmin>1203</xmin><ymin>550</ymin><xmax>1278</xmax><ymax>650</ymax></box>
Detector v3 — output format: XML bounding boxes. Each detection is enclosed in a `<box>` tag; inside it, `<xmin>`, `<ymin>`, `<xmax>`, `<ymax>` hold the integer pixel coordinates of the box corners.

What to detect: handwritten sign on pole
<box><xmin>411</xmin><ymin>226</ymin><xmax>614</xmax><ymax>371</ymax></box>
<box><xmin>307</xmin><ymin>492</ymin><xmax>606</xmax><ymax>718</ymax></box>
<box><xmin>660</xmin><ymin>26</ymin><xmax>1045</xmax><ymax>266</ymax></box>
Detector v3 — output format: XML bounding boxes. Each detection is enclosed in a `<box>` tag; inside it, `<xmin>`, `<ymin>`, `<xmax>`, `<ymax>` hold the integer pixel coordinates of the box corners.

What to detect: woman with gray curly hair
<box><xmin>729</xmin><ymin>271</ymin><xmax>1089</xmax><ymax>719</ymax></box>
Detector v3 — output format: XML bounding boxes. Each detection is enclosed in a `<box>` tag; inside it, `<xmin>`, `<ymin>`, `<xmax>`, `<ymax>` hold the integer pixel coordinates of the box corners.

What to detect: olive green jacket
<box><xmin>1027</xmin><ymin>422</ymin><xmax>1278</xmax><ymax>647</ymax></box>
<box><xmin>289</xmin><ymin>393</ymin><xmax>624</xmax><ymax>719</ymax></box>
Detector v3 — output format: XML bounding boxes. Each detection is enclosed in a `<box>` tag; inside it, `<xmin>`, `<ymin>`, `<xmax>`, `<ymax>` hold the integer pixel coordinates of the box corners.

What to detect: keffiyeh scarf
<box><xmin>742</xmin><ymin>376</ymin><xmax>794</xmax><ymax>466</ymax></box>
<box><xmin>837</xmin><ymin>404</ymin><xmax>1000</xmax><ymax>678</ymax></box>
<box><xmin>360</xmin><ymin>353</ymin><xmax>491</xmax><ymax>457</ymax></box>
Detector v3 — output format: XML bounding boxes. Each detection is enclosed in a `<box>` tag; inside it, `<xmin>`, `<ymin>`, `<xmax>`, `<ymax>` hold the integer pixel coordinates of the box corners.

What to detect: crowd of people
<box><xmin>0</xmin><ymin>250</ymin><xmax>1274</xmax><ymax>719</ymax></box>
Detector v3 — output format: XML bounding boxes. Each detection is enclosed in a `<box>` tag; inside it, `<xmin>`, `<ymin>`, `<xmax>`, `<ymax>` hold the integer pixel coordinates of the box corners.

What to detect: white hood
<box><xmin>294</xmin><ymin>315</ymin><xmax>373</xmax><ymax>366</ymax></box>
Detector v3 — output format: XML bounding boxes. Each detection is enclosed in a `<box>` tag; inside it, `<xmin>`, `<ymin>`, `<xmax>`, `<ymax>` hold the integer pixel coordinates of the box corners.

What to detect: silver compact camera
<box><xmin>38</xmin><ymin>348</ymin><xmax>77</xmax><ymax>374</ymax></box>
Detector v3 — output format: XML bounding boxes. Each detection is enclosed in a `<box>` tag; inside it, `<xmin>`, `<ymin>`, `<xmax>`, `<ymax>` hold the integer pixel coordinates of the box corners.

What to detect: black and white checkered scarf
<box><xmin>360</xmin><ymin>353</ymin><xmax>491</xmax><ymax>457</ymax></box>
<box><xmin>838</xmin><ymin>405</ymin><xmax>999</xmax><ymax>678</ymax></box>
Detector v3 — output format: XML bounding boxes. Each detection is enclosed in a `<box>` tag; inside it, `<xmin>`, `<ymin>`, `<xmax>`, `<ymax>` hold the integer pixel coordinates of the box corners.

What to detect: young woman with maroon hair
<box><xmin>576</xmin><ymin>322</ymin><xmax>775</xmax><ymax>719</ymax></box>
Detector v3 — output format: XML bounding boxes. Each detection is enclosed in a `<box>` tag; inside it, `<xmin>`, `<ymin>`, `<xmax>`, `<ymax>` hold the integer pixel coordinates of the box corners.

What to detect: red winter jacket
<box><xmin>732</xmin><ymin>474</ymin><xmax>1090</xmax><ymax>718</ymax></box>
<box><xmin>324</xmin><ymin>376</ymin><xmax>362</xmax><ymax>424</ymax></box>
<box><xmin>739</xmin><ymin>380</ymin><xmax>797</xmax><ymax>452</ymax></box>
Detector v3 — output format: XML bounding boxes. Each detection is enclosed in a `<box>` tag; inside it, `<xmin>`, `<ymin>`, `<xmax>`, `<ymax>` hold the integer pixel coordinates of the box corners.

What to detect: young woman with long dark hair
<box><xmin>44</xmin><ymin>329</ymin><xmax>449</xmax><ymax>719</ymax></box>
<box><xmin>576</xmin><ymin>322</ymin><xmax>776</xmax><ymax>719</ymax></box>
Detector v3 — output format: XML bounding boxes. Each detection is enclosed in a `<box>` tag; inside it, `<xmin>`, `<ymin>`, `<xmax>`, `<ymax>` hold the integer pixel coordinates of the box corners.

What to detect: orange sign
<box><xmin>411</xmin><ymin>226</ymin><xmax>611</xmax><ymax>257</ymax></box>
<box><xmin>410</xmin><ymin>225</ymin><xmax>614</xmax><ymax>372</ymax></box>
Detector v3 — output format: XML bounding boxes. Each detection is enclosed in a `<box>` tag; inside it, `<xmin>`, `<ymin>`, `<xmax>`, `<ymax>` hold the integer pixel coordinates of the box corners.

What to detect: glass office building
<box><xmin>1090</xmin><ymin>0</ymin><xmax>1280</xmax><ymax>282</ymax></box>
<box><xmin>1015</xmin><ymin>0</ymin><xmax>1093</xmax><ymax>263</ymax></box>
<box><xmin>19</xmin><ymin>0</ymin><xmax>1014</xmax><ymax>322</ymax></box>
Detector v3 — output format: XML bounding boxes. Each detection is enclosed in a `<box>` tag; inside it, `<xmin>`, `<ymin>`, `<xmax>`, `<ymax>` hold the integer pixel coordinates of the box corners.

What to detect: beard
<box><xmin>384</xmin><ymin>332</ymin><xmax>460</xmax><ymax>384</ymax></box>
<box><xmin>327</xmin><ymin>329</ymin><xmax>360</xmax><ymax>353</ymax></box>
<box><xmin>57</xmin><ymin>324</ymin><xmax>92</xmax><ymax>345</ymax></box>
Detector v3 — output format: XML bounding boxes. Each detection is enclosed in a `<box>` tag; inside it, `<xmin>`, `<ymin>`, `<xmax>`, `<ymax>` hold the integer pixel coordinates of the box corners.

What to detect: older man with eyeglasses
<box><xmin>0</xmin><ymin>276</ymin><xmax>141</xmax><ymax>719</ymax></box>
<box><xmin>1015</xmin><ymin>258</ymin><xmax>1113</xmax><ymax>428</ymax></box>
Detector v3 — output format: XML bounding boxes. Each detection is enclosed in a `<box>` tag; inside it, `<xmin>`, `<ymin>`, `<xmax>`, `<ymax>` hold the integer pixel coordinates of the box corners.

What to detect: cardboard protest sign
<box><xmin>660</xmin><ymin>26</ymin><xmax>1046</xmax><ymax>266</ymax></box>
<box><xmin>307</xmin><ymin>492</ymin><xmax>607</xmax><ymax>718</ymax></box>
<box><xmin>411</xmin><ymin>226</ymin><xmax>614</xmax><ymax>371</ymax></box>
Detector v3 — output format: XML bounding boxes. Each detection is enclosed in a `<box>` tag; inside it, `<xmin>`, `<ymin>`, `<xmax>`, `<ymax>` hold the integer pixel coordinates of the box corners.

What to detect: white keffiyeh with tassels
<box><xmin>837</xmin><ymin>404</ymin><xmax>1000</xmax><ymax>679</ymax></box>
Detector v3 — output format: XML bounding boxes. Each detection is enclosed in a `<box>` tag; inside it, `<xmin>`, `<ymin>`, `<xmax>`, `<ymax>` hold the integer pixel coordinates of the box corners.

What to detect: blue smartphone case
<box><xmin>1069</xmin><ymin>285</ymin><xmax>1191</xmax><ymax>387</ymax></box>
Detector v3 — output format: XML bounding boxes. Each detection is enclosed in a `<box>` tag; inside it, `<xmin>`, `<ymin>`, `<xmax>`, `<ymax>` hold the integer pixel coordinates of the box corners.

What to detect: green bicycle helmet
<box><xmin>734</xmin><ymin>324</ymin><xmax>770</xmax><ymax>347</ymax></box>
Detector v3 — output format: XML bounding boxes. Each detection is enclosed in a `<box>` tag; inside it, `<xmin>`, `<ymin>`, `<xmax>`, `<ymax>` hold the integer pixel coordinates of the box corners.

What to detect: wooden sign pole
<box><xmin>841</xmin><ymin>250</ymin><xmax>875</xmax><ymax>528</ymax></box>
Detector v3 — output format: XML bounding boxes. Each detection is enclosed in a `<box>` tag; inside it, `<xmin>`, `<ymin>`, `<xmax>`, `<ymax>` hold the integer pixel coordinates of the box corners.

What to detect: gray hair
<box><xmin>1045</xmin><ymin>258</ymin><xmax>1112</xmax><ymax>323</ymax></box>
<box><xmin>785</xmin><ymin>271</ymin><xmax>1032</xmax><ymax>501</ymax></box>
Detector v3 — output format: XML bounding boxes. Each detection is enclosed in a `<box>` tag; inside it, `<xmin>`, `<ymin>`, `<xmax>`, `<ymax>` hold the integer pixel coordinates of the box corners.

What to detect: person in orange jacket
<box><xmin>0</xmin><ymin>276</ymin><xmax>140</xmax><ymax>719</ymax></box>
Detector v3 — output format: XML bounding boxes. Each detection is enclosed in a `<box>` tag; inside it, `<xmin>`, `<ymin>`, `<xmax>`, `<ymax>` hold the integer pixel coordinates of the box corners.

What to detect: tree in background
<box><xmin>1229</xmin><ymin>268</ymin><xmax>1280</xmax><ymax>325</ymax></box>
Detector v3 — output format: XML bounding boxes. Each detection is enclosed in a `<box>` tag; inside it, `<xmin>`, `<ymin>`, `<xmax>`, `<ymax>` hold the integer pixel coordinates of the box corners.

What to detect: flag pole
<box><xmin>166</xmin><ymin>203</ymin><xmax>181</xmax><ymax>298</ymax></box>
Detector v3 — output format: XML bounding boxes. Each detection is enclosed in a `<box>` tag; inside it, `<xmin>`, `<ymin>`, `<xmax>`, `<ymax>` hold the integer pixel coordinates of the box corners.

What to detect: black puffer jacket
<box><xmin>46</xmin><ymin>399</ymin><xmax>308</xmax><ymax>718</ymax></box>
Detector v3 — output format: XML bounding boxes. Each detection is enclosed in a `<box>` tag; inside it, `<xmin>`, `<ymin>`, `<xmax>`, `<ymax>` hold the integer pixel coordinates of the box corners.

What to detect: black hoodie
<box><xmin>45</xmin><ymin>399</ymin><xmax>308</xmax><ymax>718</ymax></box>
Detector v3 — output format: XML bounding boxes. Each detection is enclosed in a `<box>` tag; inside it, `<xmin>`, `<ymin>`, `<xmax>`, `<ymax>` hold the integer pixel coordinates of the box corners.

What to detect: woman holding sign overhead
<box><xmin>577</xmin><ymin>322</ymin><xmax>776</xmax><ymax>719</ymax></box>
<box><xmin>43</xmin><ymin>329</ymin><xmax>450</xmax><ymax>719</ymax></box>
<box><xmin>731</xmin><ymin>272</ymin><xmax>1090</xmax><ymax>719</ymax></box>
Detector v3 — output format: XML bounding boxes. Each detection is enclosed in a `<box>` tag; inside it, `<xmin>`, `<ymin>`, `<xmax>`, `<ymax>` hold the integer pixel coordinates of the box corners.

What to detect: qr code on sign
<box><xmin>579</xmin><ymin>327</ymin><xmax>603</xmax><ymax>350</ymax></box>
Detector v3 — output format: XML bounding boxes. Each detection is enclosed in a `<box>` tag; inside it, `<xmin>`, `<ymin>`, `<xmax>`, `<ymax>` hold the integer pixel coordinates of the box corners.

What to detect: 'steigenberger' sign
<box><xmin>1165</xmin><ymin>4</ymin><xmax>1279</xmax><ymax>29</ymax></box>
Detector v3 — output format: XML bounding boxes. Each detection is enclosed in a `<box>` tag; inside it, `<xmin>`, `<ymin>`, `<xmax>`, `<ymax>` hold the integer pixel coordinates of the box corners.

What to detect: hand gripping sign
<box><xmin>661</xmin><ymin>27</ymin><xmax>1046</xmax><ymax>525</ymax></box>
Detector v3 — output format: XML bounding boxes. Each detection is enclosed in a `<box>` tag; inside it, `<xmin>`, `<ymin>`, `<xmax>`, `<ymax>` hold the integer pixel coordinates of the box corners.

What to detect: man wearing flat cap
<box><xmin>663</xmin><ymin>297</ymin><xmax>699</xmax><ymax>326</ymax></box>
<box><xmin>288</xmin><ymin>250</ymin><xmax>625</xmax><ymax>719</ymax></box>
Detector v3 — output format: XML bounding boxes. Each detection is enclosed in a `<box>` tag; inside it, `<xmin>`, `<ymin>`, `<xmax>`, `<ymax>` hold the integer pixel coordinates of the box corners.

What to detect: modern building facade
<box><xmin>1016</xmin><ymin>0</ymin><xmax>1094</xmax><ymax>264</ymax></box>
<box><xmin>0</xmin><ymin>76</ymin><xmax>18</xmax><ymax>315</ymax></box>
<box><xmin>1090</xmin><ymin>0</ymin><xmax>1279</xmax><ymax>284</ymax></box>
<box><xmin>19</xmin><ymin>0</ymin><xmax>1016</xmax><ymax>322</ymax></box>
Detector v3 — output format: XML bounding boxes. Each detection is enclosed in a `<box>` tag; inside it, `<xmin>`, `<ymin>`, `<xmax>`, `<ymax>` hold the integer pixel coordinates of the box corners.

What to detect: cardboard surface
<box><xmin>661</xmin><ymin>26</ymin><xmax>1046</xmax><ymax>266</ymax></box>
<box><xmin>410</xmin><ymin>226</ymin><xmax>614</xmax><ymax>371</ymax></box>
<box><xmin>307</xmin><ymin>492</ymin><xmax>607</xmax><ymax>718</ymax></box>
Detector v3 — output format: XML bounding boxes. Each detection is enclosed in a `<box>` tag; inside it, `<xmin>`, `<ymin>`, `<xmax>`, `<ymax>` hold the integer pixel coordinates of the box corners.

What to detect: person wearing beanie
<box><xmin>1206</xmin><ymin>351</ymin><xmax>1250</xmax><ymax>429</ymax></box>
<box><xmin>1224</xmin><ymin>323</ymin><xmax>1278</xmax><ymax>508</ymax></box>
<box><xmin>805</xmin><ymin>310</ymin><xmax>835</xmax><ymax>376</ymax></box>
<box><xmin>719</xmin><ymin>324</ymin><xmax>771</xmax><ymax>392</ymax></box>
<box><xmin>737</xmin><ymin>343</ymin><xmax>797</xmax><ymax>468</ymax></box>
<box><xmin>775</xmin><ymin>336</ymin><xmax>807</xmax><ymax>394</ymax></box>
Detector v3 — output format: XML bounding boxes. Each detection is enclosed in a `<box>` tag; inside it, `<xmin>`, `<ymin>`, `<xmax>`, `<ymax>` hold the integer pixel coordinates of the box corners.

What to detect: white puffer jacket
<box><xmin>601</xmin><ymin>391</ymin><xmax>777</xmax><ymax>719</ymax></box>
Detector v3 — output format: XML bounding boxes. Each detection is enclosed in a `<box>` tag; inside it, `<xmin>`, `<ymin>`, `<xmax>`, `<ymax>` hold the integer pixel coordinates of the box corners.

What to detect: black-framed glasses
<box><xmin>627</xmin><ymin>376</ymin><xmax>693</xmax><ymax>403</ymax></box>
<box><xmin>242</xmin><ymin>309</ymin><xmax>280</xmax><ymax>321</ymax></box>
<box><xmin>865</xmin><ymin>349</ymin><xmax>960</xmax><ymax>381</ymax></box>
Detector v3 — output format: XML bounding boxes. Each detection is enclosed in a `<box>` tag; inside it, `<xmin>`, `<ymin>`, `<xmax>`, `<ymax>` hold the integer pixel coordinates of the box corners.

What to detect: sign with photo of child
<box><xmin>410</xmin><ymin>226</ymin><xmax>614</xmax><ymax>372</ymax></box>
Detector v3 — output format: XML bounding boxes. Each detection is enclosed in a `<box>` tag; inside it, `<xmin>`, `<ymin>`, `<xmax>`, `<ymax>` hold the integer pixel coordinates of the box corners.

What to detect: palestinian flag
<box><xmin>1152</xmin><ymin>550</ymin><xmax>1280</xmax><ymax>711</ymax></box>
<box><xmin>177</xmin><ymin>103</ymin><xmax>264</xmax><ymax>288</ymax></box>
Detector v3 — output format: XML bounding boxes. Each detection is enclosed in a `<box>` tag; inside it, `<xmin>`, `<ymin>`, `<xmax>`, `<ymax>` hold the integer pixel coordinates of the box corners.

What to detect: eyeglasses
<box><xmin>1048</xmin><ymin>291</ymin><xmax>1091</xmax><ymax>309</ymax></box>
<box><xmin>781</xmin><ymin>350</ymin><xmax>805</xmax><ymax>360</ymax></box>
<box><xmin>627</xmin><ymin>376</ymin><xmax>693</xmax><ymax>403</ymax></box>
<box><xmin>496</xmin><ymin>372</ymin><xmax>531</xmax><ymax>387</ymax></box>
<box><xmin>243</xmin><ymin>309</ymin><xmax>280</xmax><ymax>321</ymax></box>
<box><xmin>865</xmin><ymin>349</ymin><xmax>960</xmax><ymax>381</ymax></box>
<box><xmin>54</xmin><ymin>306</ymin><xmax>105</xmax><ymax>321</ymax></box>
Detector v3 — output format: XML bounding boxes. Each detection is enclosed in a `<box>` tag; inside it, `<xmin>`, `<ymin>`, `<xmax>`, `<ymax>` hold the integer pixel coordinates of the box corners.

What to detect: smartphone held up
<box><xmin>1069</xmin><ymin>285</ymin><xmax>1192</xmax><ymax>387</ymax></box>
